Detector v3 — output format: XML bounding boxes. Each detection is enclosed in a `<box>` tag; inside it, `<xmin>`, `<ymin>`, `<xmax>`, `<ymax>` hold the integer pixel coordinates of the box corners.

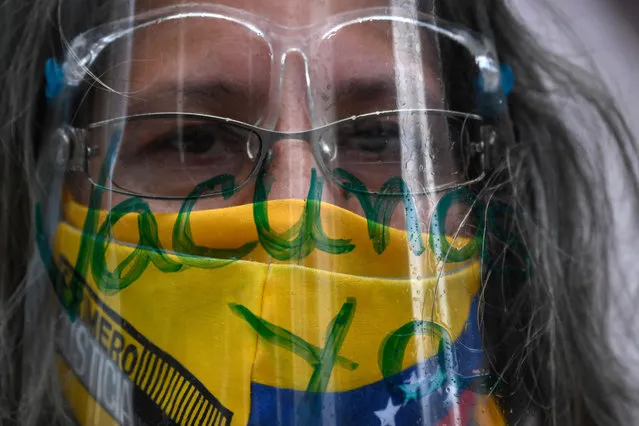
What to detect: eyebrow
<box><xmin>127</xmin><ymin>80</ymin><xmax>262</xmax><ymax>114</ymax></box>
<box><xmin>125</xmin><ymin>75</ymin><xmax>442</xmax><ymax>117</ymax></box>
<box><xmin>330</xmin><ymin>77</ymin><xmax>443</xmax><ymax>109</ymax></box>
<box><xmin>335</xmin><ymin>79</ymin><xmax>395</xmax><ymax>101</ymax></box>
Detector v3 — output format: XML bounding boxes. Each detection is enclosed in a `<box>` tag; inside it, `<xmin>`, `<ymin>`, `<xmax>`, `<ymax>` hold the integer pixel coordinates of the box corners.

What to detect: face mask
<box><xmin>51</xmin><ymin>188</ymin><xmax>503</xmax><ymax>425</ymax></box>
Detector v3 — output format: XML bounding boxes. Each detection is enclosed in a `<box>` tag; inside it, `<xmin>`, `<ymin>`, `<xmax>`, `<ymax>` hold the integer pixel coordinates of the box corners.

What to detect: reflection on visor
<box><xmin>37</xmin><ymin>3</ymin><xmax>512</xmax><ymax>426</ymax></box>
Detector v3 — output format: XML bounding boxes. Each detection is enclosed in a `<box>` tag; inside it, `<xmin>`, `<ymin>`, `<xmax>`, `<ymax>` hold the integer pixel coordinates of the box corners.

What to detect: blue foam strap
<box><xmin>45</xmin><ymin>58</ymin><xmax>65</xmax><ymax>103</ymax></box>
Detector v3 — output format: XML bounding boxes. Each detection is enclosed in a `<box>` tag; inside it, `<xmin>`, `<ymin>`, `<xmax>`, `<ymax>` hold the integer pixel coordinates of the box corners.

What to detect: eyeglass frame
<box><xmin>56</xmin><ymin>108</ymin><xmax>489</xmax><ymax>199</ymax></box>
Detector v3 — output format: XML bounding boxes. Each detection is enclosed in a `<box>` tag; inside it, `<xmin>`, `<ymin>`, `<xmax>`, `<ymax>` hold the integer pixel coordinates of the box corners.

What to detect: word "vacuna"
<box><xmin>36</xmin><ymin>131</ymin><xmax>528</xmax><ymax>317</ymax></box>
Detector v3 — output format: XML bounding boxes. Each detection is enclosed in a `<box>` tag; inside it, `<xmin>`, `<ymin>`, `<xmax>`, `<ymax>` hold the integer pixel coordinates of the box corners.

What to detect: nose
<box><xmin>263</xmin><ymin>52</ymin><xmax>338</xmax><ymax>202</ymax></box>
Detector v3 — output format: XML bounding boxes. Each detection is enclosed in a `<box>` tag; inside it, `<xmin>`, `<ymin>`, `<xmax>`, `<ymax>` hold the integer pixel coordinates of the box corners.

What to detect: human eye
<box><xmin>147</xmin><ymin>122</ymin><xmax>249</xmax><ymax>164</ymax></box>
<box><xmin>102</xmin><ymin>117</ymin><xmax>260</xmax><ymax>198</ymax></box>
<box><xmin>338</xmin><ymin>118</ymin><xmax>401</xmax><ymax>160</ymax></box>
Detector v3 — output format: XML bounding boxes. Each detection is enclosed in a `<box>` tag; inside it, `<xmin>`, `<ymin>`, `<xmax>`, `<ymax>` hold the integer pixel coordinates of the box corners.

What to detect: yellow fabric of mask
<box><xmin>53</xmin><ymin>197</ymin><xmax>506</xmax><ymax>426</ymax></box>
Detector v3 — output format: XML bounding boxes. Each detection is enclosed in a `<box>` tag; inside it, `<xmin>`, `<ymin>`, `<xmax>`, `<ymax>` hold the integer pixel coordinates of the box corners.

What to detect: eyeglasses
<box><xmin>50</xmin><ymin>4</ymin><xmax>504</xmax><ymax>198</ymax></box>
<box><xmin>59</xmin><ymin>108</ymin><xmax>487</xmax><ymax>198</ymax></box>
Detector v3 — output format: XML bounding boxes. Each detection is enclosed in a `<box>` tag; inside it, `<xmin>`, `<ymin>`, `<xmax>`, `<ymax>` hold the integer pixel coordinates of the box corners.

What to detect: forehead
<box><xmin>134</xmin><ymin>0</ymin><xmax>425</xmax><ymax>25</ymax></box>
<box><xmin>123</xmin><ymin>0</ymin><xmax>442</xmax><ymax>77</ymax></box>
<box><xmin>93</xmin><ymin>0</ymin><xmax>447</xmax><ymax>125</ymax></box>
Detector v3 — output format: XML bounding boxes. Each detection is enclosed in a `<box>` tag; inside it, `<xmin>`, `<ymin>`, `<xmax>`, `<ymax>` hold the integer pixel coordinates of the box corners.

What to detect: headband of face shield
<box><xmin>34</xmin><ymin>3</ymin><xmax>513</xmax><ymax>426</ymax></box>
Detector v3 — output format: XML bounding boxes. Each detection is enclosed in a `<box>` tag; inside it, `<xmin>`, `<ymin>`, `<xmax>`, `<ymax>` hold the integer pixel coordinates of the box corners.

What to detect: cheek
<box><xmin>326</xmin><ymin>189</ymin><xmax>438</xmax><ymax>232</ymax></box>
<box><xmin>383</xmin><ymin>193</ymin><xmax>477</xmax><ymax>238</ymax></box>
<box><xmin>387</xmin><ymin>196</ymin><xmax>437</xmax><ymax>232</ymax></box>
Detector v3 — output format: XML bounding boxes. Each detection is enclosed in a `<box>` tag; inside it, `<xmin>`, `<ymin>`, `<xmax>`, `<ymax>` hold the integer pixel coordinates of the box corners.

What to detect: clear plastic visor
<box><xmin>35</xmin><ymin>3</ymin><xmax>510</xmax><ymax>426</ymax></box>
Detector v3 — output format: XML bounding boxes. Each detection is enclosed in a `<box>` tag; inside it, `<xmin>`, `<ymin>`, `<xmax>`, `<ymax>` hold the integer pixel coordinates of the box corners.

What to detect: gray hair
<box><xmin>1</xmin><ymin>0</ymin><xmax>637</xmax><ymax>425</ymax></box>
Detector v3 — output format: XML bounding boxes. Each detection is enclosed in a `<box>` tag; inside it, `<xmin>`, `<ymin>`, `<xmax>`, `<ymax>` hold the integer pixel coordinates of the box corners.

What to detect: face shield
<box><xmin>35</xmin><ymin>1</ymin><xmax>513</xmax><ymax>424</ymax></box>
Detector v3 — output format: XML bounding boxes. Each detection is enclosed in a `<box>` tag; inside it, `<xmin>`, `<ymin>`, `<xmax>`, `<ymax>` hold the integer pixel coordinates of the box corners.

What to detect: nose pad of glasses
<box><xmin>262</xmin><ymin>148</ymin><xmax>274</xmax><ymax>166</ymax></box>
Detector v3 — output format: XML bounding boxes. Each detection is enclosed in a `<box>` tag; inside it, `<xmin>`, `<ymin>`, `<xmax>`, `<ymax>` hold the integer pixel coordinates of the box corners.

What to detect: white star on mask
<box><xmin>374</xmin><ymin>398</ymin><xmax>401</xmax><ymax>426</ymax></box>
